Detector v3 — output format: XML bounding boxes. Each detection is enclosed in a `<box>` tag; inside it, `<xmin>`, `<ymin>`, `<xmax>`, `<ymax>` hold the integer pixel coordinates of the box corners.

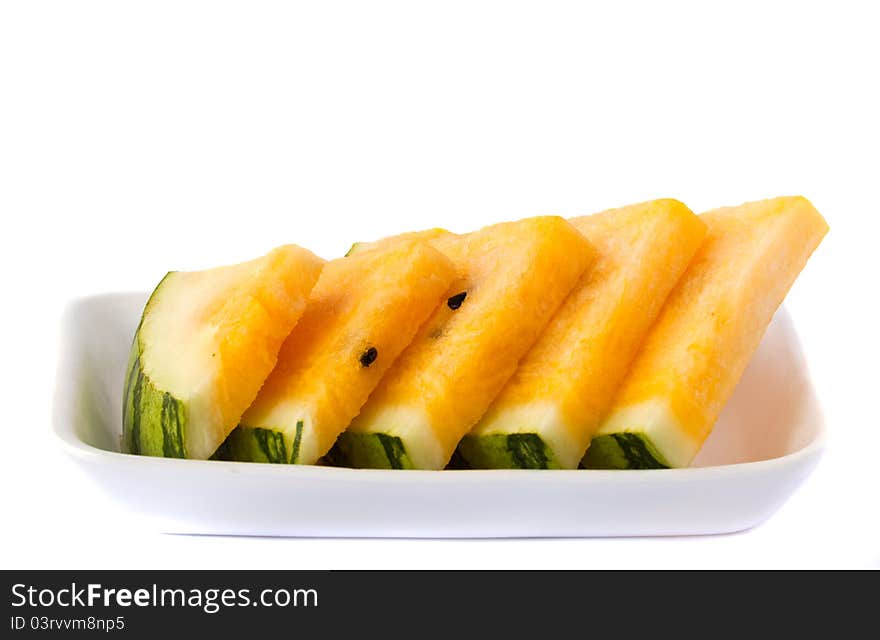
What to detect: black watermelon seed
<box><xmin>359</xmin><ymin>347</ymin><xmax>378</xmax><ymax>367</ymax></box>
<box><xmin>447</xmin><ymin>291</ymin><xmax>467</xmax><ymax>310</ymax></box>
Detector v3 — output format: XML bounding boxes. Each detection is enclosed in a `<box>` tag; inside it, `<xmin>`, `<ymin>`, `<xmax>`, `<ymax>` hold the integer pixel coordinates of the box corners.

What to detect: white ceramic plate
<box><xmin>52</xmin><ymin>293</ymin><xmax>825</xmax><ymax>537</ymax></box>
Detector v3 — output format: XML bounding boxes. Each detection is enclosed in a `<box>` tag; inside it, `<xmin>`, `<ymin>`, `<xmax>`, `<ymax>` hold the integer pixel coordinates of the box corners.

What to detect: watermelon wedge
<box><xmin>216</xmin><ymin>239</ymin><xmax>456</xmax><ymax>465</ymax></box>
<box><xmin>123</xmin><ymin>245</ymin><xmax>324</xmax><ymax>459</ymax></box>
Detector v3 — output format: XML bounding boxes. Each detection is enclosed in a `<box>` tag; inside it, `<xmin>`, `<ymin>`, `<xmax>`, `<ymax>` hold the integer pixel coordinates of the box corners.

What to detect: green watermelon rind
<box><xmin>326</xmin><ymin>432</ymin><xmax>416</xmax><ymax>470</ymax></box>
<box><xmin>456</xmin><ymin>433</ymin><xmax>562</xmax><ymax>469</ymax></box>
<box><xmin>343</xmin><ymin>242</ymin><xmax>363</xmax><ymax>257</ymax></box>
<box><xmin>213</xmin><ymin>422</ymin><xmax>305</xmax><ymax>464</ymax></box>
<box><xmin>122</xmin><ymin>273</ymin><xmax>189</xmax><ymax>459</ymax></box>
<box><xmin>580</xmin><ymin>432</ymin><xmax>670</xmax><ymax>469</ymax></box>
<box><xmin>122</xmin><ymin>336</ymin><xmax>188</xmax><ymax>458</ymax></box>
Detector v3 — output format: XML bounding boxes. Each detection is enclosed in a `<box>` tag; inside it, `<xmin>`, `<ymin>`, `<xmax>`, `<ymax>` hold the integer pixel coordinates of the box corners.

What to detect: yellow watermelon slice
<box><xmin>459</xmin><ymin>199</ymin><xmax>707</xmax><ymax>468</ymax></box>
<box><xmin>582</xmin><ymin>196</ymin><xmax>828</xmax><ymax>469</ymax></box>
<box><xmin>123</xmin><ymin>245</ymin><xmax>325</xmax><ymax>459</ymax></box>
<box><xmin>216</xmin><ymin>239</ymin><xmax>456</xmax><ymax>464</ymax></box>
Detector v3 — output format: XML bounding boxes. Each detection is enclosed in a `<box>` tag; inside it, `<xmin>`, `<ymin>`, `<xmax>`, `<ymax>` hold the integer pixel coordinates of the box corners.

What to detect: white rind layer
<box><xmin>596</xmin><ymin>398</ymin><xmax>702</xmax><ymax>468</ymax></box>
<box><xmin>138</xmin><ymin>271</ymin><xmax>230</xmax><ymax>460</ymax></box>
<box><xmin>469</xmin><ymin>402</ymin><xmax>584</xmax><ymax>469</ymax></box>
<box><xmin>348</xmin><ymin>406</ymin><xmax>448</xmax><ymax>470</ymax></box>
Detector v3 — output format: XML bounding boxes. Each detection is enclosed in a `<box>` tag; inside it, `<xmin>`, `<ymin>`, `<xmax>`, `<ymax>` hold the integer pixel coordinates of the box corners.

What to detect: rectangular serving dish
<box><xmin>52</xmin><ymin>293</ymin><xmax>824</xmax><ymax>537</ymax></box>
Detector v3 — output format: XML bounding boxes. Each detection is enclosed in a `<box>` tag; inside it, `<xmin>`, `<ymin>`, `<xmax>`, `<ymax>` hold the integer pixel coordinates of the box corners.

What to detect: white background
<box><xmin>1</xmin><ymin>1</ymin><xmax>878</xmax><ymax>568</ymax></box>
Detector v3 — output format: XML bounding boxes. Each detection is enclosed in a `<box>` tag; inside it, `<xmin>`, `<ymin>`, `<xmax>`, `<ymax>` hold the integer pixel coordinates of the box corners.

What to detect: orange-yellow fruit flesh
<box><xmin>470</xmin><ymin>199</ymin><xmax>707</xmax><ymax>468</ymax></box>
<box><xmin>211</xmin><ymin>246</ymin><xmax>328</xmax><ymax>433</ymax></box>
<box><xmin>347</xmin><ymin>228</ymin><xmax>451</xmax><ymax>256</ymax></box>
<box><xmin>240</xmin><ymin>240</ymin><xmax>456</xmax><ymax>463</ymax></box>
<box><xmin>347</xmin><ymin>216</ymin><xmax>597</xmax><ymax>469</ymax></box>
<box><xmin>596</xmin><ymin>196</ymin><xmax>828</xmax><ymax>467</ymax></box>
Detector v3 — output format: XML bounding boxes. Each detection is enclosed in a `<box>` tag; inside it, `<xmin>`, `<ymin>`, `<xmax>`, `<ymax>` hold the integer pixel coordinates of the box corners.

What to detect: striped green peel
<box><xmin>122</xmin><ymin>340</ymin><xmax>187</xmax><ymax>458</ymax></box>
<box><xmin>326</xmin><ymin>432</ymin><xmax>416</xmax><ymax>469</ymax></box>
<box><xmin>456</xmin><ymin>433</ymin><xmax>562</xmax><ymax>469</ymax></box>
<box><xmin>579</xmin><ymin>432</ymin><xmax>670</xmax><ymax>469</ymax></box>
<box><xmin>344</xmin><ymin>243</ymin><xmax>363</xmax><ymax>257</ymax></box>
<box><xmin>214</xmin><ymin>422</ymin><xmax>305</xmax><ymax>464</ymax></box>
